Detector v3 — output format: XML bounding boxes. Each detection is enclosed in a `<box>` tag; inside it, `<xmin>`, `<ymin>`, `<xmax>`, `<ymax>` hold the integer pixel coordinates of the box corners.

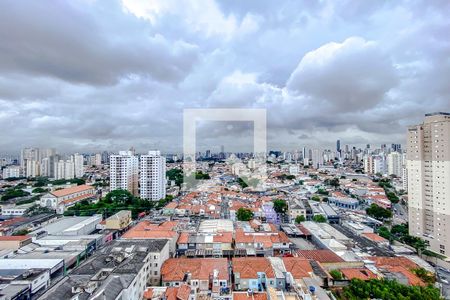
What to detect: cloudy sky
<box><xmin>0</xmin><ymin>0</ymin><xmax>449</xmax><ymax>153</ymax></box>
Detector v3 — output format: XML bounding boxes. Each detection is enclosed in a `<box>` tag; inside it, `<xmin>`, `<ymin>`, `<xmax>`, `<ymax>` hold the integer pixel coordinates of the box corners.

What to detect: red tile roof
<box><xmin>233</xmin><ymin>292</ymin><xmax>268</xmax><ymax>300</ymax></box>
<box><xmin>51</xmin><ymin>185</ymin><xmax>94</xmax><ymax>197</ymax></box>
<box><xmin>232</xmin><ymin>257</ymin><xmax>275</xmax><ymax>279</ymax></box>
<box><xmin>367</xmin><ymin>256</ymin><xmax>418</xmax><ymax>269</ymax></box>
<box><xmin>282</xmin><ymin>257</ymin><xmax>313</xmax><ymax>279</ymax></box>
<box><xmin>0</xmin><ymin>235</ymin><xmax>31</xmax><ymax>241</ymax></box>
<box><xmin>362</xmin><ymin>233</ymin><xmax>388</xmax><ymax>243</ymax></box>
<box><xmin>297</xmin><ymin>250</ymin><xmax>344</xmax><ymax>263</ymax></box>
<box><xmin>340</xmin><ymin>268</ymin><xmax>378</xmax><ymax>280</ymax></box>
<box><xmin>161</xmin><ymin>258</ymin><xmax>228</xmax><ymax>282</ymax></box>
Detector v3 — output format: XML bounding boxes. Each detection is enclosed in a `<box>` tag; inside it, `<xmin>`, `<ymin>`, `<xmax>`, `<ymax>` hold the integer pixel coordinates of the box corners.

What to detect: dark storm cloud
<box><xmin>0</xmin><ymin>0</ymin><xmax>449</xmax><ymax>153</ymax></box>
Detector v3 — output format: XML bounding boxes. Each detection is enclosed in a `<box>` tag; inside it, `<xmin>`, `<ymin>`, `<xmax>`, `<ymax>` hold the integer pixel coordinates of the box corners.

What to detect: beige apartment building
<box><xmin>407</xmin><ymin>112</ymin><xmax>450</xmax><ymax>256</ymax></box>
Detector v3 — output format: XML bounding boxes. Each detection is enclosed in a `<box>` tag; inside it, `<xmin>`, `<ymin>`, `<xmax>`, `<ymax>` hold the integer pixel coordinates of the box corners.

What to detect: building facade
<box><xmin>140</xmin><ymin>151</ymin><xmax>166</xmax><ymax>201</ymax></box>
<box><xmin>110</xmin><ymin>151</ymin><xmax>139</xmax><ymax>196</ymax></box>
<box><xmin>407</xmin><ymin>112</ymin><xmax>450</xmax><ymax>255</ymax></box>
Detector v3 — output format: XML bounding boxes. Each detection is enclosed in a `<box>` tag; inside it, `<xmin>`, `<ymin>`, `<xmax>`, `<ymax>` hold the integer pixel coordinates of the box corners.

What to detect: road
<box><xmin>437</xmin><ymin>268</ymin><xmax>450</xmax><ymax>299</ymax></box>
<box><xmin>392</xmin><ymin>203</ymin><xmax>408</xmax><ymax>225</ymax></box>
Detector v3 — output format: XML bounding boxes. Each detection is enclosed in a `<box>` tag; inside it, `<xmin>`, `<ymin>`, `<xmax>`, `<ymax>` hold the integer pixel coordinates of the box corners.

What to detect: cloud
<box><xmin>287</xmin><ymin>37</ymin><xmax>398</xmax><ymax>111</ymax></box>
<box><xmin>0</xmin><ymin>0</ymin><xmax>199</xmax><ymax>85</ymax></box>
<box><xmin>0</xmin><ymin>0</ymin><xmax>449</xmax><ymax>153</ymax></box>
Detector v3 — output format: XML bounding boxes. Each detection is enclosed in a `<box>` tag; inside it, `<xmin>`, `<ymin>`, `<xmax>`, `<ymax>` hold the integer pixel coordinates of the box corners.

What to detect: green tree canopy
<box><xmin>295</xmin><ymin>215</ymin><xmax>306</xmax><ymax>223</ymax></box>
<box><xmin>273</xmin><ymin>199</ymin><xmax>288</xmax><ymax>214</ymax></box>
<box><xmin>236</xmin><ymin>207</ymin><xmax>253</xmax><ymax>221</ymax></box>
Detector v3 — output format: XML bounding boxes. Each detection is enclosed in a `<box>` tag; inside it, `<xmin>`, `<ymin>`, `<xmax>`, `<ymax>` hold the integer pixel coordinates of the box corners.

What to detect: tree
<box><xmin>12</xmin><ymin>229</ymin><xmax>30</xmax><ymax>236</ymax></box>
<box><xmin>32</xmin><ymin>187</ymin><xmax>47</xmax><ymax>193</ymax></box>
<box><xmin>273</xmin><ymin>199</ymin><xmax>288</xmax><ymax>214</ymax></box>
<box><xmin>336</xmin><ymin>278</ymin><xmax>441</xmax><ymax>300</ymax></box>
<box><xmin>329</xmin><ymin>270</ymin><xmax>343</xmax><ymax>280</ymax></box>
<box><xmin>386</xmin><ymin>191</ymin><xmax>400</xmax><ymax>204</ymax></box>
<box><xmin>377</xmin><ymin>226</ymin><xmax>392</xmax><ymax>240</ymax></box>
<box><xmin>236</xmin><ymin>208</ymin><xmax>253</xmax><ymax>221</ymax></box>
<box><xmin>313</xmin><ymin>215</ymin><xmax>327</xmax><ymax>223</ymax></box>
<box><xmin>295</xmin><ymin>215</ymin><xmax>306</xmax><ymax>223</ymax></box>
<box><xmin>311</xmin><ymin>195</ymin><xmax>321</xmax><ymax>201</ymax></box>
<box><xmin>366</xmin><ymin>204</ymin><xmax>392</xmax><ymax>220</ymax></box>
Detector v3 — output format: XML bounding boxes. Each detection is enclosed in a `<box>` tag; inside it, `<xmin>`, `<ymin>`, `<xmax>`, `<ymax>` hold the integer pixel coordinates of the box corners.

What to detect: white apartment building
<box><xmin>110</xmin><ymin>151</ymin><xmax>139</xmax><ymax>196</ymax></box>
<box><xmin>55</xmin><ymin>159</ymin><xmax>75</xmax><ymax>180</ymax></box>
<box><xmin>387</xmin><ymin>151</ymin><xmax>403</xmax><ymax>177</ymax></box>
<box><xmin>73</xmin><ymin>153</ymin><xmax>84</xmax><ymax>178</ymax></box>
<box><xmin>364</xmin><ymin>155</ymin><xmax>386</xmax><ymax>175</ymax></box>
<box><xmin>26</xmin><ymin>160</ymin><xmax>40</xmax><ymax>178</ymax></box>
<box><xmin>2</xmin><ymin>166</ymin><xmax>21</xmax><ymax>179</ymax></box>
<box><xmin>407</xmin><ymin>112</ymin><xmax>450</xmax><ymax>256</ymax></box>
<box><xmin>140</xmin><ymin>151</ymin><xmax>166</xmax><ymax>201</ymax></box>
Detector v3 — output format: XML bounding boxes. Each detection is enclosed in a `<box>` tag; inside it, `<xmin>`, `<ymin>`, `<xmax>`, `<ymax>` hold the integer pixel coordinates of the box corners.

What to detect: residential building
<box><xmin>161</xmin><ymin>258</ymin><xmax>229</xmax><ymax>295</ymax></box>
<box><xmin>407</xmin><ymin>112</ymin><xmax>450</xmax><ymax>255</ymax></box>
<box><xmin>2</xmin><ymin>165</ymin><xmax>21</xmax><ymax>179</ymax></box>
<box><xmin>140</xmin><ymin>150</ymin><xmax>166</xmax><ymax>201</ymax></box>
<box><xmin>110</xmin><ymin>151</ymin><xmax>139</xmax><ymax>196</ymax></box>
<box><xmin>73</xmin><ymin>153</ymin><xmax>84</xmax><ymax>178</ymax></box>
<box><xmin>387</xmin><ymin>151</ymin><xmax>403</xmax><ymax>177</ymax></box>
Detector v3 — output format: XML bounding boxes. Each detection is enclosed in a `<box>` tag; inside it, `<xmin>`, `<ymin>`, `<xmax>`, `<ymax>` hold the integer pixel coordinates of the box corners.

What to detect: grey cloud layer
<box><xmin>0</xmin><ymin>0</ymin><xmax>449</xmax><ymax>153</ymax></box>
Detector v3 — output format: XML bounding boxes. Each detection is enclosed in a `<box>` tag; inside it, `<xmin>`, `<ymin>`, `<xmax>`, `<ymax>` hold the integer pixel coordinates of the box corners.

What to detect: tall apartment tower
<box><xmin>407</xmin><ymin>112</ymin><xmax>450</xmax><ymax>255</ymax></box>
<box><xmin>140</xmin><ymin>151</ymin><xmax>166</xmax><ymax>201</ymax></box>
<box><xmin>387</xmin><ymin>151</ymin><xmax>403</xmax><ymax>177</ymax></box>
<box><xmin>110</xmin><ymin>151</ymin><xmax>139</xmax><ymax>196</ymax></box>
<box><xmin>73</xmin><ymin>153</ymin><xmax>85</xmax><ymax>178</ymax></box>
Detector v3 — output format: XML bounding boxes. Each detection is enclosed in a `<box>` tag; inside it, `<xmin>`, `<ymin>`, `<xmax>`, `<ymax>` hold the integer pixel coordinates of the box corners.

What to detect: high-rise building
<box><xmin>73</xmin><ymin>153</ymin><xmax>85</xmax><ymax>178</ymax></box>
<box><xmin>21</xmin><ymin>147</ymin><xmax>39</xmax><ymax>176</ymax></box>
<box><xmin>25</xmin><ymin>160</ymin><xmax>40</xmax><ymax>177</ymax></box>
<box><xmin>140</xmin><ymin>151</ymin><xmax>166</xmax><ymax>201</ymax></box>
<box><xmin>110</xmin><ymin>151</ymin><xmax>139</xmax><ymax>196</ymax></box>
<box><xmin>407</xmin><ymin>112</ymin><xmax>450</xmax><ymax>256</ymax></box>
<box><xmin>2</xmin><ymin>166</ymin><xmax>21</xmax><ymax>179</ymax></box>
<box><xmin>387</xmin><ymin>151</ymin><xmax>403</xmax><ymax>177</ymax></box>
<box><xmin>54</xmin><ymin>159</ymin><xmax>75</xmax><ymax>180</ymax></box>
<box><xmin>336</xmin><ymin>140</ymin><xmax>341</xmax><ymax>153</ymax></box>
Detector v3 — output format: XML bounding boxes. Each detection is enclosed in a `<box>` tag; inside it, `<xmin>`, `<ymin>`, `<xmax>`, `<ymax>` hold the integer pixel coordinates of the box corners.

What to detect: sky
<box><xmin>0</xmin><ymin>0</ymin><xmax>449</xmax><ymax>153</ymax></box>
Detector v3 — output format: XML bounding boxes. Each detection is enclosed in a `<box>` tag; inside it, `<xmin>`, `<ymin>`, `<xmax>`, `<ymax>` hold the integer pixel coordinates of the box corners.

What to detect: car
<box><xmin>441</xmin><ymin>278</ymin><xmax>449</xmax><ymax>284</ymax></box>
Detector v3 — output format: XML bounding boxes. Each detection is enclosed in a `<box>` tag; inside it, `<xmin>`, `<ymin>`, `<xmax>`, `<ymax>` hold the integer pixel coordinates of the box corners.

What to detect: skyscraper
<box><xmin>110</xmin><ymin>151</ymin><xmax>139</xmax><ymax>196</ymax></box>
<box><xmin>336</xmin><ymin>140</ymin><xmax>341</xmax><ymax>153</ymax></box>
<box><xmin>140</xmin><ymin>151</ymin><xmax>166</xmax><ymax>201</ymax></box>
<box><xmin>407</xmin><ymin>112</ymin><xmax>450</xmax><ymax>255</ymax></box>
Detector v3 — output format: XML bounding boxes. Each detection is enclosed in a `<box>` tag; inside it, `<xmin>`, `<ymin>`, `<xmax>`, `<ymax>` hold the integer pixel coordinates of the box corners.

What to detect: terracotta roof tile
<box><xmin>340</xmin><ymin>268</ymin><xmax>378</xmax><ymax>280</ymax></box>
<box><xmin>51</xmin><ymin>185</ymin><xmax>94</xmax><ymax>197</ymax></box>
<box><xmin>232</xmin><ymin>257</ymin><xmax>275</xmax><ymax>279</ymax></box>
<box><xmin>297</xmin><ymin>250</ymin><xmax>344</xmax><ymax>263</ymax></box>
<box><xmin>161</xmin><ymin>258</ymin><xmax>229</xmax><ymax>282</ymax></box>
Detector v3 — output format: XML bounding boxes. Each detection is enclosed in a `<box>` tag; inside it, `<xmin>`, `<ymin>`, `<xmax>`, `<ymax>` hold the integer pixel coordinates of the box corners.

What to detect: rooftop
<box><xmin>50</xmin><ymin>184</ymin><xmax>94</xmax><ymax>197</ymax></box>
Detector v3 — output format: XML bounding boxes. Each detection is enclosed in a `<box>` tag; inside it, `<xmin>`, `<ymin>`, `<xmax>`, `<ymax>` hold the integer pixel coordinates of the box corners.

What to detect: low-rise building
<box><xmin>0</xmin><ymin>235</ymin><xmax>32</xmax><ymax>250</ymax></box>
<box><xmin>39</xmin><ymin>239</ymin><xmax>170</xmax><ymax>300</ymax></box>
<box><xmin>161</xmin><ymin>258</ymin><xmax>229</xmax><ymax>298</ymax></box>
<box><xmin>40</xmin><ymin>185</ymin><xmax>96</xmax><ymax>214</ymax></box>
<box><xmin>104</xmin><ymin>210</ymin><xmax>132</xmax><ymax>230</ymax></box>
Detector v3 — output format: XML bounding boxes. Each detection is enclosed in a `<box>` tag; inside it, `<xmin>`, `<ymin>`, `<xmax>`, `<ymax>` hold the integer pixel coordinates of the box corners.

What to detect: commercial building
<box><xmin>104</xmin><ymin>210</ymin><xmax>132</xmax><ymax>230</ymax></box>
<box><xmin>0</xmin><ymin>236</ymin><xmax>32</xmax><ymax>250</ymax></box>
<box><xmin>140</xmin><ymin>151</ymin><xmax>166</xmax><ymax>201</ymax></box>
<box><xmin>39</xmin><ymin>239</ymin><xmax>170</xmax><ymax>300</ymax></box>
<box><xmin>407</xmin><ymin>112</ymin><xmax>450</xmax><ymax>255</ymax></box>
<box><xmin>110</xmin><ymin>151</ymin><xmax>139</xmax><ymax>196</ymax></box>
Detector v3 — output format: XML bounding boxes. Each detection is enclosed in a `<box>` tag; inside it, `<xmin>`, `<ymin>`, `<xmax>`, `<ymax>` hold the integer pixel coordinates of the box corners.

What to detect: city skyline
<box><xmin>1</xmin><ymin>1</ymin><xmax>449</xmax><ymax>152</ymax></box>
